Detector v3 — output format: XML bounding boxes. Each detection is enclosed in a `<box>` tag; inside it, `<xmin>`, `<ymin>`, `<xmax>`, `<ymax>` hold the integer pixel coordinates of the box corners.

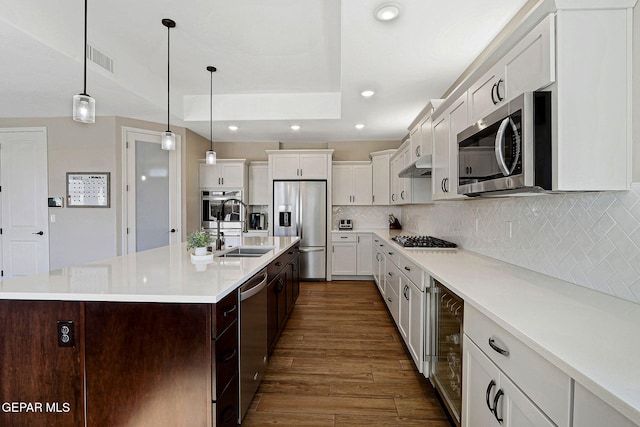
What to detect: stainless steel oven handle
<box><xmin>494</xmin><ymin>117</ymin><xmax>521</xmax><ymax>176</ymax></box>
<box><xmin>240</xmin><ymin>272</ymin><xmax>268</xmax><ymax>301</ymax></box>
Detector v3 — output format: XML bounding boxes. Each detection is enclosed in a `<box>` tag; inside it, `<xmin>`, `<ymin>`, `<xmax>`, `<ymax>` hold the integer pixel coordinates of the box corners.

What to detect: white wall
<box><xmin>402</xmin><ymin>184</ymin><xmax>640</xmax><ymax>304</ymax></box>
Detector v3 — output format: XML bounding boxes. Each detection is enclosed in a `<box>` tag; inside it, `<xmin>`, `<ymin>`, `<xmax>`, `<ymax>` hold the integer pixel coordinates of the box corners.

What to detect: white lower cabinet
<box><xmin>573</xmin><ymin>382</ymin><xmax>637</xmax><ymax>427</ymax></box>
<box><xmin>463</xmin><ymin>335</ymin><xmax>554</xmax><ymax>427</ymax></box>
<box><xmin>331</xmin><ymin>232</ymin><xmax>373</xmax><ymax>277</ymax></box>
<box><xmin>372</xmin><ymin>237</ymin><xmax>387</xmax><ymax>295</ymax></box>
<box><xmin>331</xmin><ymin>241</ymin><xmax>357</xmax><ymax>275</ymax></box>
<box><xmin>399</xmin><ymin>273</ymin><xmax>424</xmax><ymax>373</ymax></box>
<box><xmin>463</xmin><ymin>305</ymin><xmax>571</xmax><ymax>427</ymax></box>
<box><xmin>355</xmin><ymin>233</ymin><xmax>373</xmax><ymax>275</ymax></box>
<box><xmin>384</xmin><ymin>262</ymin><xmax>400</xmax><ymax>324</ymax></box>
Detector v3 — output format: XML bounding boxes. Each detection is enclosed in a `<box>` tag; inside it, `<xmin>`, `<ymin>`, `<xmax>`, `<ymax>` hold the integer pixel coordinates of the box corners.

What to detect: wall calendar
<box><xmin>66</xmin><ymin>172</ymin><xmax>110</xmax><ymax>207</ymax></box>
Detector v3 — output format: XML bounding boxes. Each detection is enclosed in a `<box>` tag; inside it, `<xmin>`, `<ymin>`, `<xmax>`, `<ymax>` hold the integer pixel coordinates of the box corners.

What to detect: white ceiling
<box><xmin>0</xmin><ymin>0</ymin><xmax>528</xmax><ymax>143</ymax></box>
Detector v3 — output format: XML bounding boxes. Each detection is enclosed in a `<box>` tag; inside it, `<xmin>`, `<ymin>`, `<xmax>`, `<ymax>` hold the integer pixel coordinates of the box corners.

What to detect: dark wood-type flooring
<box><xmin>241</xmin><ymin>280</ymin><xmax>453</xmax><ymax>426</ymax></box>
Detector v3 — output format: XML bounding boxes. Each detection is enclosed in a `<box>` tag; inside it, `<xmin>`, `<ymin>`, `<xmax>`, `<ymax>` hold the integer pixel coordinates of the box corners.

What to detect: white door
<box><xmin>0</xmin><ymin>128</ymin><xmax>49</xmax><ymax>278</ymax></box>
<box><xmin>123</xmin><ymin>128</ymin><xmax>181</xmax><ymax>254</ymax></box>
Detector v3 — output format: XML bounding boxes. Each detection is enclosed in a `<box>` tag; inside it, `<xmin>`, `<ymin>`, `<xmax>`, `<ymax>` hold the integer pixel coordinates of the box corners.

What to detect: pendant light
<box><xmin>72</xmin><ymin>0</ymin><xmax>95</xmax><ymax>123</ymax></box>
<box><xmin>205</xmin><ymin>66</ymin><xmax>217</xmax><ymax>165</ymax></box>
<box><xmin>161</xmin><ymin>18</ymin><xmax>176</xmax><ymax>151</ymax></box>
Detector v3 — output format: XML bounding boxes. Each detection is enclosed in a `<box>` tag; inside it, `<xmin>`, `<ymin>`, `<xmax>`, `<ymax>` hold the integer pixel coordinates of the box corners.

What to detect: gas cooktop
<box><xmin>391</xmin><ymin>235</ymin><xmax>457</xmax><ymax>250</ymax></box>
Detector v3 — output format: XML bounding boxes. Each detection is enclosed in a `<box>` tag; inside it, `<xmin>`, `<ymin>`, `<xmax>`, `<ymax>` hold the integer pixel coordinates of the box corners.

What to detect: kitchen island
<box><xmin>0</xmin><ymin>236</ymin><xmax>299</xmax><ymax>427</ymax></box>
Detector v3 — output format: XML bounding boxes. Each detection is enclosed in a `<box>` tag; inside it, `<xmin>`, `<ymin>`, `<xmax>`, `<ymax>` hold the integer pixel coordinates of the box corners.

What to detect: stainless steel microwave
<box><xmin>457</xmin><ymin>91</ymin><xmax>552</xmax><ymax>196</ymax></box>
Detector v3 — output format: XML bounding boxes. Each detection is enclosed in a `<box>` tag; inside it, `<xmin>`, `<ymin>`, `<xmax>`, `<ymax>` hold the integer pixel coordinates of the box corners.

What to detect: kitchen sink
<box><xmin>218</xmin><ymin>247</ymin><xmax>274</xmax><ymax>258</ymax></box>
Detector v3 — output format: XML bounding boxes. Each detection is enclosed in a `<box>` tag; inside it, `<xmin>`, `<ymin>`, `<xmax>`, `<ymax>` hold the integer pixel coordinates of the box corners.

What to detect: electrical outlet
<box><xmin>57</xmin><ymin>321</ymin><xmax>75</xmax><ymax>347</ymax></box>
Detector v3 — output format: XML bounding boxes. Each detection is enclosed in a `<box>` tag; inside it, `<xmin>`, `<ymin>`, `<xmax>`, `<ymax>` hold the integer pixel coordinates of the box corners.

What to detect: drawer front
<box><xmin>397</xmin><ymin>254</ymin><xmax>423</xmax><ymax>289</ymax></box>
<box><xmin>332</xmin><ymin>232</ymin><xmax>356</xmax><ymax>242</ymax></box>
<box><xmin>384</xmin><ymin>246</ymin><xmax>399</xmax><ymax>267</ymax></box>
<box><xmin>212</xmin><ymin>322</ymin><xmax>238</xmax><ymax>399</ymax></box>
<box><xmin>464</xmin><ymin>305</ymin><xmax>570</xmax><ymax>426</ymax></box>
<box><xmin>213</xmin><ymin>291</ymin><xmax>238</xmax><ymax>338</ymax></box>
<box><xmin>214</xmin><ymin>375</ymin><xmax>239</xmax><ymax>427</ymax></box>
<box><xmin>267</xmin><ymin>248</ymin><xmax>297</xmax><ymax>279</ymax></box>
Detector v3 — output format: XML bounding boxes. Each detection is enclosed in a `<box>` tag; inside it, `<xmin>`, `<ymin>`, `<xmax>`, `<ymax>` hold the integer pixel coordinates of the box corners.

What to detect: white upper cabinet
<box><xmin>432</xmin><ymin>93</ymin><xmax>468</xmax><ymax>200</ymax></box>
<box><xmin>332</xmin><ymin>162</ymin><xmax>372</xmax><ymax>206</ymax></box>
<box><xmin>408</xmin><ymin>100</ymin><xmax>443</xmax><ymax>160</ymax></box>
<box><xmin>468</xmin><ymin>14</ymin><xmax>555</xmax><ymax>124</ymax></box>
<box><xmin>199</xmin><ymin>159</ymin><xmax>247</xmax><ymax>190</ymax></box>
<box><xmin>248</xmin><ymin>161</ymin><xmax>269</xmax><ymax>205</ymax></box>
<box><xmin>370</xmin><ymin>150</ymin><xmax>395</xmax><ymax>206</ymax></box>
<box><xmin>267</xmin><ymin>150</ymin><xmax>332</xmax><ymax>180</ymax></box>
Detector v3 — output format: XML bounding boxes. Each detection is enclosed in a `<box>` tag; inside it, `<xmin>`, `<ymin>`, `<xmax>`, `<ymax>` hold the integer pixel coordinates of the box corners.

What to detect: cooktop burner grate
<box><xmin>391</xmin><ymin>235</ymin><xmax>457</xmax><ymax>249</ymax></box>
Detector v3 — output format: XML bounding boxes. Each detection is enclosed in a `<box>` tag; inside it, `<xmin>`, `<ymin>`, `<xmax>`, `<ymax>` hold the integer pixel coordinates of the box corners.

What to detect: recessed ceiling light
<box><xmin>290</xmin><ymin>125</ymin><xmax>301</xmax><ymax>131</ymax></box>
<box><xmin>361</xmin><ymin>90</ymin><xmax>375</xmax><ymax>98</ymax></box>
<box><xmin>374</xmin><ymin>3</ymin><xmax>401</xmax><ymax>22</ymax></box>
<box><xmin>228</xmin><ymin>125</ymin><xmax>238</xmax><ymax>131</ymax></box>
<box><xmin>355</xmin><ymin>124</ymin><xmax>365</xmax><ymax>129</ymax></box>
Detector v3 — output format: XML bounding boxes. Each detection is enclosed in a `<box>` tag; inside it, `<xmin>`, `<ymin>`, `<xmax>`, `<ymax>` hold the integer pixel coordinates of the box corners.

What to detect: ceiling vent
<box><xmin>87</xmin><ymin>43</ymin><xmax>114</xmax><ymax>74</ymax></box>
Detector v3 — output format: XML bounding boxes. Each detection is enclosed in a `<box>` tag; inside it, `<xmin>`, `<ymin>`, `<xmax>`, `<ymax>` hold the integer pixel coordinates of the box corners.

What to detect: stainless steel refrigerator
<box><xmin>273</xmin><ymin>181</ymin><xmax>326</xmax><ymax>280</ymax></box>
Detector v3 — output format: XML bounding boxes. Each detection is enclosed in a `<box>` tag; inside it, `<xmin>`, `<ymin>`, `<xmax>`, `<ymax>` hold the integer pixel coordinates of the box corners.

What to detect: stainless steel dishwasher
<box><xmin>238</xmin><ymin>268</ymin><xmax>269</xmax><ymax>423</ymax></box>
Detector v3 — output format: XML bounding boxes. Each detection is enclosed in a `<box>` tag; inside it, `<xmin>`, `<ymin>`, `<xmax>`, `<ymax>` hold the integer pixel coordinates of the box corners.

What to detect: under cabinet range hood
<box><xmin>398</xmin><ymin>154</ymin><xmax>433</xmax><ymax>178</ymax></box>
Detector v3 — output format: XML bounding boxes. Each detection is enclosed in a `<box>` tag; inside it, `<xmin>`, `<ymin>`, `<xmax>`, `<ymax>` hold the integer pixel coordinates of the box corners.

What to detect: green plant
<box><xmin>186</xmin><ymin>229</ymin><xmax>214</xmax><ymax>250</ymax></box>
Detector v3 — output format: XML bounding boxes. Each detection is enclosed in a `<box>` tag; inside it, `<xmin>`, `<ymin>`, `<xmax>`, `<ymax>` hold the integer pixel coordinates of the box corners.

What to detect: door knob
<box><xmin>32</xmin><ymin>231</ymin><xmax>44</xmax><ymax>236</ymax></box>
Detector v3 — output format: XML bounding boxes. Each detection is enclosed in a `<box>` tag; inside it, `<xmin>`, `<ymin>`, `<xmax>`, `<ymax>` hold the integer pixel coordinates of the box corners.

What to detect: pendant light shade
<box><xmin>72</xmin><ymin>0</ymin><xmax>95</xmax><ymax>123</ymax></box>
<box><xmin>161</xmin><ymin>18</ymin><xmax>176</xmax><ymax>151</ymax></box>
<box><xmin>205</xmin><ymin>65</ymin><xmax>217</xmax><ymax>165</ymax></box>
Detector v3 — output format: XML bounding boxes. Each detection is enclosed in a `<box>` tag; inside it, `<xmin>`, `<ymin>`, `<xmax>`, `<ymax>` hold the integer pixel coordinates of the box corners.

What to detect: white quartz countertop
<box><xmin>372</xmin><ymin>230</ymin><xmax>640</xmax><ymax>424</ymax></box>
<box><xmin>0</xmin><ymin>236</ymin><xmax>299</xmax><ymax>304</ymax></box>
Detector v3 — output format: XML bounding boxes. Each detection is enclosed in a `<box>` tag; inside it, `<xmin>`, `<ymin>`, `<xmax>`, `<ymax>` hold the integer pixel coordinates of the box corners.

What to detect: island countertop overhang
<box><xmin>0</xmin><ymin>236</ymin><xmax>300</xmax><ymax>304</ymax></box>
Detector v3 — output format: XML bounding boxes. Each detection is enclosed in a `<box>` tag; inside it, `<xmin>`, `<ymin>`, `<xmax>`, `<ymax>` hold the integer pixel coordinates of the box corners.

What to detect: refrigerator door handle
<box><xmin>298</xmin><ymin>190</ymin><xmax>303</xmax><ymax>241</ymax></box>
<box><xmin>299</xmin><ymin>247</ymin><xmax>324</xmax><ymax>253</ymax></box>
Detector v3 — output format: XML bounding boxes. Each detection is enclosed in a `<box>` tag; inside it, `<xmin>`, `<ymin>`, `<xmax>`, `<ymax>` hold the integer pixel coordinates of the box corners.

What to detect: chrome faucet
<box><xmin>216</xmin><ymin>198</ymin><xmax>248</xmax><ymax>250</ymax></box>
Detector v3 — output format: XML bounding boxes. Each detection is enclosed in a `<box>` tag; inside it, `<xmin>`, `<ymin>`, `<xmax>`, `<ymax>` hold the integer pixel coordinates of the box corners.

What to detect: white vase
<box><xmin>194</xmin><ymin>246</ymin><xmax>207</xmax><ymax>256</ymax></box>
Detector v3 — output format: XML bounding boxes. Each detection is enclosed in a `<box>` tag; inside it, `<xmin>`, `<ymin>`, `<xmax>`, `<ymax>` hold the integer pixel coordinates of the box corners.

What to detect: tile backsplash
<box><xmin>402</xmin><ymin>183</ymin><xmax>640</xmax><ymax>304</ymax></box>
<box><xmin>332</xmin><ymin>206</ymin><xmax>402</xmax><ymax>230</ymax></box>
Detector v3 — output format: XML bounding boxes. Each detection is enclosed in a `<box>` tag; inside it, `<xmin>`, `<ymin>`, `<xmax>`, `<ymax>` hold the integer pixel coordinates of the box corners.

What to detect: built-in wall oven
<box><xmin>431</xmin><ymin>279</ymin><xmax>463</xmax><ymax>427</ymax></box>
<box><xmin>201</xmin><ymin>190</ymin><xmax>245</xmax><ymax>247</ymax></box>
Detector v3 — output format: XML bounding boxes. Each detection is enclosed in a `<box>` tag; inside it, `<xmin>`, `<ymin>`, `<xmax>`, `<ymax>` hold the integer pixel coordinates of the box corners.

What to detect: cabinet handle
<box><xmin>387</xmin><ymin>297</ymin><xmax>392</xmax><ymax>302</ymax></box>
<box><xmin>403</xmin><ymin>285</ymin><xmax>409</xmax><ymax>300</ymax></box>
<box><xmin>340</xmin><ymin>236</ymin><xmax>348</xmax><ymax>239</ymax></box>
<box><xmin>400</xmin><ymin>190</ymin><xmax>405</xmax><ymax>200</ymax></box>
<box><xmin>275</xmin><ymin>261</ymin><xmax>282</xmax><ymax>267</ymax></box>
<box><xmin>221</xmin><ymin>348</ymin><xmax>237</xmax><ymax>363</ymax></box>
<box><xmin>221</xmin><ymin>177</ymin><xmax>224</xmax><ymax>185</ymax></box>
<box><xmin>485</xmin><ymin>380</ymin><xmax>496</xmax><ymax>412</ymax></box>
<box><xmin>388</xmin><ymin>252</ymin><xmax>394</xmax><ymax>256</ymax></box>
<box><xmin>220</xmin><ymin>405</ymin><xmax>236</xmax><ymax>424</ymax></box>
<box><xmin>496</xmin><ymin>79</ymin><xmax>504</xmax><ymax>101</ymax></box>
<box><xmin>391</xmin><ymin>193</ymin><xmax>396</xmax><ymax>201</ymax></box>
<box><xmin>491</xmin><ymin>82</ymin><xmax>498</xmax><ymax>105</ymax></box>
<box><xmin>488</xmin><ymin>337</ymin><xmax>510</xmax><ymax>357</ymax></box>
<box><xmin>388</xmin><ymin>272</ymin><xmax>393</xmax><ymax>277</ymax></box>
<box><xmin>444</xmin><ymin>177</ymin><xmax>449</xmax><ymax>193</ymax></box>
<box><xmin>492</xmin><ymin>389</ymin><xmax>504</xmax><ymax>424</ymax></box>
<box><xmin>441</xmin><ymin>178</ymin><xmax>446</xmax><ymax>193</ymax></box>
<box><xmin>404</xmin><ymin>266</ymin><xmax>411</xmax><ymax>272</ymax></box>
<box><xmin>223</xmin><ymin>304</ymin><xmax>237</xmax><ymax>317</ymax></box>
<box><xmin>416</xmin><ymin>146</ymin><xmax>421</xmax><ymax>157</ymax></box>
